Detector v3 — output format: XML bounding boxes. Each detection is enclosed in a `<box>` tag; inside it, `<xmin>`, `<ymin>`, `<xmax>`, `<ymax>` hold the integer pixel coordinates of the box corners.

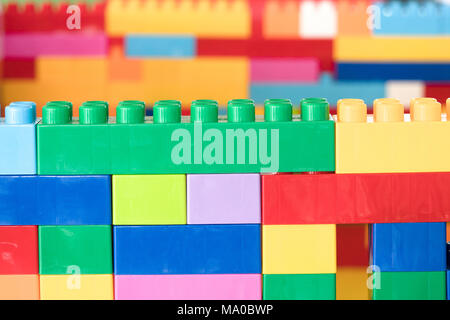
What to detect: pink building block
<box><xmin>187</xmin><ymin>174</ymin><xmax>261</xmax><ymax>224</ymax></box>
<box><xmin>115</xmin><ymin>274</ymin><xmax>262</xmax><ymax>300</ymax></box>
<box><xmin>250</xmin><ymin>58</ymin><xmax>319</xmax><ymax>82</ymax></box>
<box><xmin>4</xmin><ymin>33</ymin><xmax>107</xmax><ymax>58</ymax></box>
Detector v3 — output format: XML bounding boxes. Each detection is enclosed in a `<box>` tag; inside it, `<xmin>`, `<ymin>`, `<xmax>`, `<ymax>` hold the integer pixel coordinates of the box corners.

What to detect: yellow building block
<box><xmin>334</xmin><ymin>37</ymin><xmax>450</xmax><ymax>62</ymax></box>
<box><xmin>141</xmin><ymin>58</ymin><xmax>249</xmax><ymax>105</ymax></box>
<box><xmin>40</xmin><ymin>275</ymin><xmax>113</xmax><ymax>300</ymax></box>
<box><xmin>336</xmin><ymin>267</ymin><xmax>371</xmax><ymax>300</ymax></box>
<box><xmin>106</xmin><ymin>0</ymin><xmax>250</xmax><ymax>38</ymax></box>
<box><xmin>336</xmin><ymin>99</ymin><xmax>450</xmax><ymax>173</ymax></box>
<box><xmin>36</xmin><ymin>57</ymin><xmax>107</xmax><ymax>84</ymax></box>
<box><xmin>263</xmin><ymin>224</ymin><xmax>336</xmax><ymax>274</ymax></box>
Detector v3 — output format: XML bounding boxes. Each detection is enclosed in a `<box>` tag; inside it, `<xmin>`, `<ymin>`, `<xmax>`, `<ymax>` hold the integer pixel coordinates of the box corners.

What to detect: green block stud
<box><xmin>263</xmin><ymin>274</ymin><xmax>336</xmax><ymax>300</ymax></box>
<box><xmin>264</xmin><ymin>99</ymin><xmax>293</xmax><ymax>122</ymax></box>
<box><xmin>39</xmin><ymin>226</ymin><xmax>113</xmax><ymax>275</ymax></box>
<box><xmin>112</xmin><ymin>175</ymin><xmax>186</xmax><ymax>225</ymax></box>
<box><xmin>372</xmin><ymin>271</ymin><xmax>446</xmax><ymax>300</ymax></box>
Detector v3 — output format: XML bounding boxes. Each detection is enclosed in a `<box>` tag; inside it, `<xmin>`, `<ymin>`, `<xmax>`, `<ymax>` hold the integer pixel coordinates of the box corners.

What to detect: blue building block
<box><xmin>250</xmin><ymin>73</ymin><xmax>385</xmax><ymax>106</ymax></box>
<box><xmin>0</xmin><ymin>103</ymin><xmax>37</xmax><ymax>174</ymax></box>
<box><xmin>373</xmin><ymin>1</ymin><xmax>444</xmax><ymax>36</ymax></box>
<box><xmin>125</xmin><ymin>35</ymin><xmax>195</xmax><ymax>58</ymax></box>
<box><xmin>371</xmin><ymin>222</ymin><xmax>447</xmax><ymax>272</ymax></box>
<box><xmin>337</xmin><ymin>63</ymin><xmax>450</xmax><ymax>81</ymax></box>
<box><xmin>114</xmin><ymin>224</ymin><xmax>261</xmax><ymax>275</ymax></box>
<box><xmin>0</xmin><ymin>175</ymin><xmax>111</xmax><ymax>225</ymax></box>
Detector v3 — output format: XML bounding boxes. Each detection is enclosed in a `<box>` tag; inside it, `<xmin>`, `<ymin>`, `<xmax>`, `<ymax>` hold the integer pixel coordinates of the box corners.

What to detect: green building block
<box><xmin>113</xmin><ymin>174</ymin><xmax>186</xmax><ymax>225</ymax></box>
<box><xmin>39</xmin><ymin>226</ymin><xmax>113</xmax><ymax>275</ymax></box>
<box><xmin>263</xmin><ymin>274</ymin><xmax>336</xmax><ymax>300</ymax></box>
<box><xmin>37</xmin><ymin>99</ymin><xmax>335</xmax><ymax>174</ymax></box>
<box><xmin>372</xmin><ymin>271</ymin><xmax>446</xmax><ymax>300</ymax></box>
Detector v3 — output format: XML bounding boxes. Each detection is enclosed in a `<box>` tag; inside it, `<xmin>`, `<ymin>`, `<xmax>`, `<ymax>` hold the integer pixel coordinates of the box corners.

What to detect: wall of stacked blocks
<box><xmin>0</xmin><ymin>0</ymin><xmax>449</xmax><ymax>300</ymax></box>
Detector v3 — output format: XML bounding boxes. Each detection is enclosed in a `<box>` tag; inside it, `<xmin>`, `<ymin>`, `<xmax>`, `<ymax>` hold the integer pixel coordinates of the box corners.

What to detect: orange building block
<box><xmin>108</xmin><ymin>45</ymin><xmax>142</xmax><ymax>81</ymax></box>
<box><xmin>263</xmin><ymin>0</ymin><xmax>300</xmax><ymax>38</ymax></box>
<box><xmin>337</xmin><ymin>0</ymin><xmax>370</xmax><ymax>36</ymax></box>
<box><xmin>0</xmin><ymin>275</ymin><xmax>40</xmax><ymax>300</ymax></box>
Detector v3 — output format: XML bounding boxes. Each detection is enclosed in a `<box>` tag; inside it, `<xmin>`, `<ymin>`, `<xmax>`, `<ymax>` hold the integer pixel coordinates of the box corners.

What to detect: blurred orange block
<box><xmin>337</xmin><ymin>0</ymin><xmax>370</xmax><ymax>36</ymax></box>
<box><xmin>263</xmin><ymin>0</ymin><xmax>299</xmax><ymax>38</ymax></box>
<box><xmin>108</xmin><ymin>45</ymin><xmax>142</xmax><ymax>81</ymax></box>
<box><xmin>0</xmin><ymin>275</ymin><xmax>39</xmax><ymax>300</ymax></box>
<box><xmin>336</xmin><ymin>267</ymin><xmax>370</xmax><ymax>300</ymax></box>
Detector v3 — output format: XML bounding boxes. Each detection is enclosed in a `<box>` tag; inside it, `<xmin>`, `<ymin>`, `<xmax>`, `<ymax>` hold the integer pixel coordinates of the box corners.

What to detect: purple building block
<box><xmin>187</xmin><ymin>174</ymin><xmax>261</xmax><ymax>224</ymax></box>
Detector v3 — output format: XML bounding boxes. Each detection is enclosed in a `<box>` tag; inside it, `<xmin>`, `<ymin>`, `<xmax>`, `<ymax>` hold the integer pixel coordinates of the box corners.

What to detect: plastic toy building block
<box><xmin>115</xmin><ymin>274</ymin><xmax>261</xmax><ymax>300</ymax></box>
<box><xmin>371</xmin><ymin>223</ymin><xmax>447</xmax><ymax>272</ymax></box>
<box><xmin>250</xmin><ymin>58</ymin><xmax>318</xmax><ymax>82</ymax></box>
<box><xmin>337</xmin><ymin>224</ymin><xmax>368</xmax><ymax>267</ymax></box>
<box><xmin>299</xmin><ymin>0</ymin><xmax>337</xmax><ymax>39</ymax></box>
<box><xmin>39</xmin><ymin>226</ymin><xmax>112</xmax><ymax>275</ymax></box>
<box><xmin>336</xmin><ymin>98</ymin><xmax>450</xmax><ymax>174</ymax></box>
<box><xmin>0</xmin><ymin>226</ymin><xmax>38</xmax><ymax>275</ymax></box>
<box><xmin>336</xmin><ymin>0</ymin><xmax>370</xmax><ymax>36</ymax></box>
<box><xmin>40</xmin><ymin>275</ymin><xmax>113</xmax><ymax>300</ymax></box>
<box><xmin>336</xmin><ymin>267</ymin><xmax>371</xmax><ymax>300</ymax></box>
<box><xmin>371</xmin><ymin>271</ymin><xmax>446</xmax><ymax>300</ymax></box>
<box><xmin>106</xmin><ymin>0</ymin><xmax>250</xmax><ymax>38</ymax></box>
<box><xmin>334</xmin><ymin>37</ymin><xmax>450</xmax><ymax>62</ymax></box>
<box><xmin>263</xmin><ymin>274</ymin><xmax>336</xmax><ymax>300</ymax></box>
<box><xmin>125</xmin><ymin>35</ymin><xmax>195</xmax><ymax>58</ymax></box>
<box><xmin>262</xmin><ymin>224</ymin><xmax>336</xmax><ymax>274</ymax></box>
<box><xmin>187</xmin><ymin>174</ymin><xmax>260</xmax><ymax>224</ymax></box>
<box><xmin>251</xmin><ymin>73</ymin><xmax>384</xmax><ymax>109</ymax></box>
<box><xmin>372</xmin><ymin>1</ymin><xmax>446</xmax><ymax>36</ymax></box>
<box><xmin>4</xmin><ymin>33</ymin><xmax>108</xmax><ymax>58</ymax></box>
<box><xmin>263</xmin><ymin>0</ymin><xmax>299</xmax><ymax>38</ymax></box>
<box><xmin>0</xmin><ymin>175</ymin><xmax>111</xmax><ymax>225</ymax></box>
<box><xmin>4</xmin><ymin>2</ymin><xmax>105</xmax><ymax>33</ymax></box>
<box><xmin>0</xmin><ymin>103</ymin><xmax>37</xmax><ymax>174</ymax></box>
<box><xmin>197</xmin><ymin>39</ymin><xmax>333</xmax><ymax>71</ymax></box>
<box><xmin>0</xmin><ymin>275</ymin><xmax>39</xmax><ymax>300</ymax></box>
<box><xmin>261</xmin><ymin>172</ymin><xmax>450</xmax><ymax>224</ymax></box>
<box><xmin>425</xmin><ymin>84</ymin><xmax>450</xmax><ymax>107</ymax></box>
<box><xmin>3</xmin><ymin>58</ymin><xmax>35</xmax><ymax>78</ymax></box>
<box><xmin>108</xmin><ymin>45</ymin><xmax>142</xmax><ymax>81</ymax></box>
<box><xmin>114</xmin><ymin>224</ymin><xmax>261</xmax><ymax>275</ymax></box>
<box><xmin>337</xmin><ymin>63</ymin><xmax>450</xmax><ymax>81</ymax></box>
<box><xmin>113</xmin><ymin>175</ymin><xmax>186</xmax><ymax>225</ymax></box>
<box><xmin>386</xmin><ymin>81</ymin><xmax>425</xmax><ymax>107</ymax></box>
<box><xmin>37</xmin><ymin>101</ymin><xmax>335</xmax><ymax>174</ymax></box>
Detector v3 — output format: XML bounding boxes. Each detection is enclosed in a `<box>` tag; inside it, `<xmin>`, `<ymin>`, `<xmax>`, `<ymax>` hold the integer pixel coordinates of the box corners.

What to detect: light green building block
<box><xmin>113</xmin><ymin>175</ymin><xmax>186</xmax><ymax>225</ymax></box>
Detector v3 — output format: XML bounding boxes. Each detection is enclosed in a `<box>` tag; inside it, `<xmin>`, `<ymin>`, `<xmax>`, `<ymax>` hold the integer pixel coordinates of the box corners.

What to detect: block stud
<box><xmin>373</xmin><ymin>101</ymin><xmax>404</xmax><ymax>122</ymax></box>
<box><xmin>42</xmin><ymin>104</ymin><xmax>71</xmax><ymax>125</ymax></box>
<box><xmin>9</xmin><ymin>101</ymin><xmax>37</xmax><ymax>120</ymax></box>
<box><xmin>300</xmin><ymin>98</ymin><xmax>329</xmax><ymax>121</ymax></box>
<box><xmin>190</xmin><ymin>100</ymin><xmax>218</xmax><ymax>123</ymax></box>
<box><xmin>411</xmin><ymin>100</ymin><xmax>441</xmax><ymax>122</ymax></box>
<box><xmin>153</xmin><ymin>100</ymin><xmax>182</xmax><ymax>124</ymax></box>
<box><xmin>5</xmin><ymin>103</ymin><xmax>36</xmax><ymax>124</ymax></box>
<box><xmin>46</xmin><ymin>101</ymin><xmax>73</xmax><ymax>121</ymax></box>
<box><xmin>373</xmin><ymin>98</ymin><xmax>400</xmax><ymax>109</ymax></box>
<box><xmin>116</xmin><ymin>102</ymin><xmax>145</xmax><ymax>124</ymax></box>
<box><xmin>264</xmin><ymin>99</ymin><xmax>293</xmax><ymax>122</ymax></box>
<box><xmin>79</xmin><ymin>104</ymin><xmax>108</xmax><ymax>125</ymax></box>
<box><xmin>337</xmin><ymin>99</ymin><xmax>367</xmax><ymax>123</ymax></box>
<box><xmin>227</xmin><ymin>99</ymin><xmax>255</xmax><ymax>123</ymax></box>
<box><xmin>410</xmin><ymin>98</ymin><xmax>439</xmax><ymax>121</ymax></box>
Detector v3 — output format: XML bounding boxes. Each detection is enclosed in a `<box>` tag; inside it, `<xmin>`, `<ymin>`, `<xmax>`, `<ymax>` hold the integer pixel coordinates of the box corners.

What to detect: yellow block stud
<box><xmin>263</xmin><ymin>224</ymin><xmax>336</xmax><ymax>274</ymax></box>
<box><xmin>412</xmin><ymin>100</ymin><xmax>441</xmax><ymax>122</ymax></box>
<box><xmin>337</xmin><ymin>99</ymin><xmax>367</xmax><ymax>123</ymax></box>
<box><xmin>40</xmin><ymin>275</ymin><xmax>114</xmax><ymax>300</ymax></box>
<box><xmin>410</xmin><ymin>97</ymin><xmax>438</xmax><ymax>121</ymax></box>
<box><xmin>113</xmin><ymin>175</ymin><xmax>186</xmax><ymax>225</ymax></box>
<box><xmin>373</xmin><ymin>101</ymin><xmax>404</xmax><ymax>122</ymax></box>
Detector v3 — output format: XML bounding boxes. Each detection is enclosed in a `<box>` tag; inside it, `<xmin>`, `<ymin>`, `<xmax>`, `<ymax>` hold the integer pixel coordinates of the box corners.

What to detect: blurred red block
<box><xmin>3</xmin><ymin>58</ymin><xmax>35</xmax><ymax>78</ymax></box>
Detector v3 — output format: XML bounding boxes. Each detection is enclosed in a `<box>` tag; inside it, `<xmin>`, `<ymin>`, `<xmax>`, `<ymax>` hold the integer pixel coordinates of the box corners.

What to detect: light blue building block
<box><xmin>250</xmin><ymin>73</ymin><xmax>385</xmax><ymax>106</ymax></box>
<box><xmin>125</xmin><ymin>34</ymin><xmax>195</xmax><ymax>58</ymax></box>
<box><xmin>373</xmin><ymin>1</ymin><xmax>448</xmax><ymax>36</ymax></box>
<box><xmin>0</xmin><ymin>102</ymin><xmax>37</xmax><ymax>174</ymax></box>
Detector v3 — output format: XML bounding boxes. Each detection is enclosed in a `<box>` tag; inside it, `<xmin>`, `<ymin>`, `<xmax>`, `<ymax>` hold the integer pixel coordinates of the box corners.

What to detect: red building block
<box><xmin>0</xmin><ymin>226</ymin><xmax>39</xmax><ymax>275</ymax></box>
<box><xmin>337</xmin><ymin>224</ymin><xmax>369</xmax><ymax>267</ymax></box>
<box><xmin>425</xmin><ymin>83</ymin><xmax>450</xmax><ymax>106</ymax></box>
<box><xmin>262</xmin><ymin>172</ymin><xmax>450</xmax><ymax>225</ymax></box>
<box><xmin>3</xmin><ymin>58</ymin><xmax>35</xmax><ymax>79</ymax></box>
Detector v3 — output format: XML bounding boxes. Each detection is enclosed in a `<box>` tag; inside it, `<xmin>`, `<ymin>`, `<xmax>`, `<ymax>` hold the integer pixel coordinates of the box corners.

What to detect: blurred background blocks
<box><xmin>187</xmin><ymin>174</ymin><xmax>260</xmax><ymax>224</ymax></box>
<box><xmin>113</xmin><ymin>174</ymin><xmax>186</xmax><ymax>225</ymax></box>
<box><xmin>125</xmin><ymin>35</ymin><xmax>195</xmax><ymax>58</ymax></box>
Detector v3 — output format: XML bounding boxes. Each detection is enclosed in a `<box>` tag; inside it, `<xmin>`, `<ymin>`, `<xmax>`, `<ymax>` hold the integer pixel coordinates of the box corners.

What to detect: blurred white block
<box><xmin>386</xmin><ymin>81</ymin><xmax>425</xmax><ymax>109</ymax></box>
<box><xmin>299</xmin><ymin>1</ymin><xmax>337</xmax><ymax>38</ymax></box>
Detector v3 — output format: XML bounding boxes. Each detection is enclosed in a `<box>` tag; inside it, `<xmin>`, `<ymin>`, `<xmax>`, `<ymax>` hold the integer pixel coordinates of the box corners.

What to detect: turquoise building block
<box><xmin>125</xmin><ymin>35</ymin><xmax>195</xmax><ymax>58</ymax></box>
<box><xmin>373</xmin><ymin>1</ymin><xmax>446</xmax><ymax>36</ymax></box>
<box><xmin>0</xmin><ymin>102</ymin><xmax>37</xmax><ymax>174</ymax></box>
<box><xmin>250</xmin><ymin>73</ymin><xmax>385</xmax><ymax>106</ymax></box>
